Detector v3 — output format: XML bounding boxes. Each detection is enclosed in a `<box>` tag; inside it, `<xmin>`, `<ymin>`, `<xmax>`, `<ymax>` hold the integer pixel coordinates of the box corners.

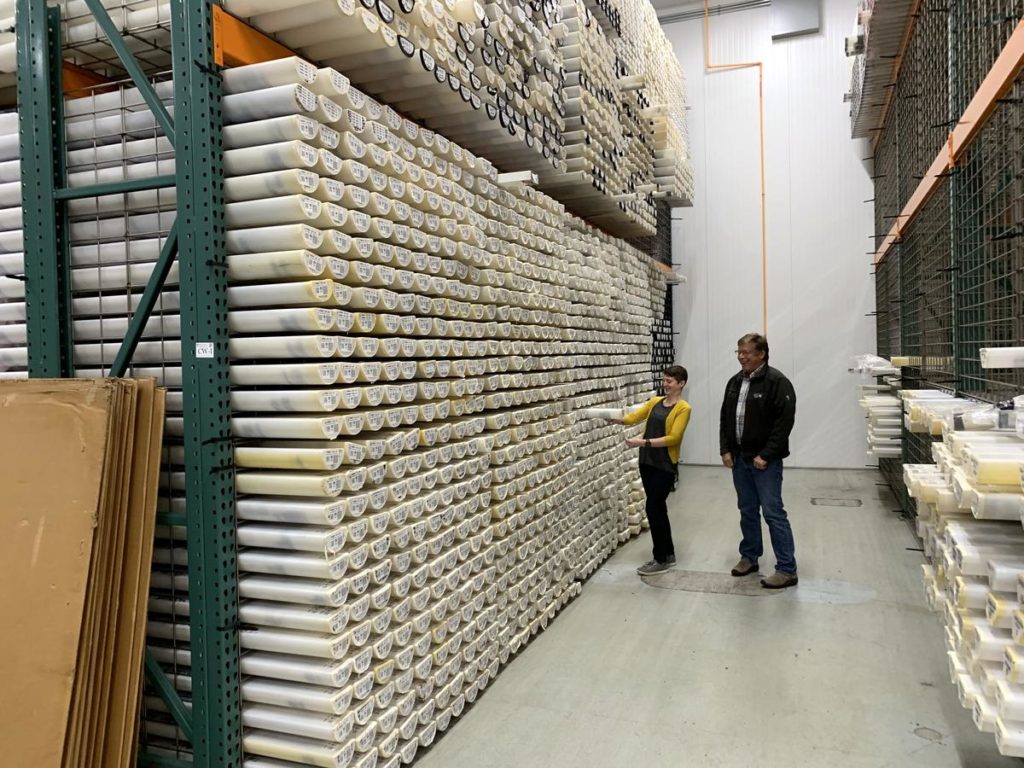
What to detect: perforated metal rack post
<box><xmin>16</xmin><ymin>1</ymin><xmax>242</xmax><ymax>766</ymax></box>
<box><xmin>17</xmin><ymin>3</ymin><xmax>73</xmax><ymax>376</ymax></box>
<box><xmin>168</xmin><ymin>2</ymin><xmax>241</xmax><ymax>766</ymax></box>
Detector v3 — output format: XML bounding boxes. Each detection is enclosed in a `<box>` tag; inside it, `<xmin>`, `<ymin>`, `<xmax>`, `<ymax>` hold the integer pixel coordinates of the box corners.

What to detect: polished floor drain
<box><xmin>641</xmin><ymin>570</ymin><xmax>781</xmax><ymax>596</ymax></box>
<box><xmin>810</xmin><ymin>497</ymin><xmax>863</xmax><ymax>507</ymax></box>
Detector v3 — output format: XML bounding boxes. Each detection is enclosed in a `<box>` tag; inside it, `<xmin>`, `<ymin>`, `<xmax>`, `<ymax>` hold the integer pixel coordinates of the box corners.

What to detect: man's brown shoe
<box><xmin>761</xmin><ymin>571</ymin><xmax>798</xmax><ymax>589</ymax></box>
<box><xmin>730</xmin><ymin>558</ymin><xmax>759</xmax><ymax>577</ymax></box>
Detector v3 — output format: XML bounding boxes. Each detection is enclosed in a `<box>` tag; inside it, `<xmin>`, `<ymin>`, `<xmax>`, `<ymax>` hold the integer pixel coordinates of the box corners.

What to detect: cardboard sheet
<box><xmin>0</xmin><ymin>378</ymin><xmax>166</xmax><ymax>768</ymax></box>
<box><xmin>106</xmin><ymin>381</ymin><xmax>166</xmax><ymax>768</ymax></box>
<box><xmin>0</xmin><ymin>379</ymin><xmax>116</xmax><ymax>768</ymax></box>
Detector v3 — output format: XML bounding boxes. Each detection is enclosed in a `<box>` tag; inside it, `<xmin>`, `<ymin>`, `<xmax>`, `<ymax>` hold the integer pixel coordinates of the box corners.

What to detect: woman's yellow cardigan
<box><xmin>622</xmin><ymin>397</ymin><xmax>692</xmax><ymax>465</ymax></box>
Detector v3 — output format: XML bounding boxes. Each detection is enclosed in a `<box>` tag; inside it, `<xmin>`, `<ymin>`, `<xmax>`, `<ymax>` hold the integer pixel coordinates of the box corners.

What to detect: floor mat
<box><xmin>641</xmin><ymin>569</ymin><xmax>782</xmax><ymax>596</ymax></box>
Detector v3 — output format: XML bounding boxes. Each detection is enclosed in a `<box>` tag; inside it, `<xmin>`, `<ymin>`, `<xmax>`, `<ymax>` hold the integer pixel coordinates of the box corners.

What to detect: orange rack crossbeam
<box><xmin>62</xmin><ymin>60</ymin><xmax>117</xmax><ymax>97</ymax></box>
<box><xmin>212</xmin><ymin>5</ymin><xmax>296</xmax><ymax>68</ymax></box>
<box><xmin>59</xmin><ymin>8</ymin><xmax>293</xmax><ymax>96</ymax></box>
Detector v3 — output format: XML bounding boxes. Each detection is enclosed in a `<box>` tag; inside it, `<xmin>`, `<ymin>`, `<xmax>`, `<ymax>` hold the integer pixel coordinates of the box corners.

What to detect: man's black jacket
<box><xmin>719</xmin><ymin>365</ymin><xmax>796</xmax><ymax>461</ymax></box>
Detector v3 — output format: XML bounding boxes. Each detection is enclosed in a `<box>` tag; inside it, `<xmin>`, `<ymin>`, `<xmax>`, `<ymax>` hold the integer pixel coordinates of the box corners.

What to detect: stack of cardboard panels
<box><xmin>0</xmin><ymin>377</ymin><xmax>166</xmax><ymax>768</ymax></box>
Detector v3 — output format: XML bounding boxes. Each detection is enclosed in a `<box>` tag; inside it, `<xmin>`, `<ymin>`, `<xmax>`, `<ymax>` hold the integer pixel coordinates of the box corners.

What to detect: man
<box><xmin>719</xmin><ymin>333</ymin><xmax>798</xmax><ymax>589</ymax></box>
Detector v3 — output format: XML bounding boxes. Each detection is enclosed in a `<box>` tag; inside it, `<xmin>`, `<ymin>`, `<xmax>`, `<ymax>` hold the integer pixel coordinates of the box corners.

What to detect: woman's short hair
<box><xmin>664</xmin><ymin>365</ymin><xmax>688</xmax><ymax>383</ymax></box>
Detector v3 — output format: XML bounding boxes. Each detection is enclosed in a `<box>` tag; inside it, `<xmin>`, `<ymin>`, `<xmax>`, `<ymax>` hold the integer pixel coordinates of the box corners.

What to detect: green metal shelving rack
<box><xmin>15</xmin><ymin>1</ymin><xmax>242</xmax><ymax>765</ymax></box>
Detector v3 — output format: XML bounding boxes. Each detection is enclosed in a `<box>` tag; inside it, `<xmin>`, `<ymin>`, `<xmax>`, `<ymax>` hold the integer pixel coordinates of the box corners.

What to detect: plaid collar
<box><xmin>742</xmin><ymin>362</ymin><xmax>767</xmax><ymax>381</ymax></box>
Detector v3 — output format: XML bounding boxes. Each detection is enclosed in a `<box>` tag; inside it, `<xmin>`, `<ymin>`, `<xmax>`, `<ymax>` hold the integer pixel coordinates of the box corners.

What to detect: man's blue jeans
<box><xmin>732</xmin><ymin>456</ymin><xmax>797</xmax><ymax>574</ymax></box>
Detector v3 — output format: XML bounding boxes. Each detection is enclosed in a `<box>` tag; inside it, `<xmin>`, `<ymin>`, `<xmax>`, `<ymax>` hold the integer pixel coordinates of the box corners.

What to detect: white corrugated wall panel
<box><xmin>664</xmin><ymin>0</ymin><xmax>875</xmax><ymax>469</ymax></box>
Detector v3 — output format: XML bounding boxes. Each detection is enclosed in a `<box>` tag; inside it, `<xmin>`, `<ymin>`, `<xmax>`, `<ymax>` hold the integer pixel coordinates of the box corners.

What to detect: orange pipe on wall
<box><xmin>703</xmin><ymin>0</ymin><xmax>768</xmax><ymax>335</ymax></box>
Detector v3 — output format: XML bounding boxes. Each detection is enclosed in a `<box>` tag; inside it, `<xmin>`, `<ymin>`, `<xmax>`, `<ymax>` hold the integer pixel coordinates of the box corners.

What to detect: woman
<box><xmin>615</xmin><ymin>366</ymin><xmax>691</xmax><ymax>576</ymax></box>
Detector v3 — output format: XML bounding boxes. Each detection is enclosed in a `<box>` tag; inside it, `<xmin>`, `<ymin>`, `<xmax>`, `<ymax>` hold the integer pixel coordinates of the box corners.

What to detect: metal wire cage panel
<box><xmin>879</xmin><ymin>456</ymin><xmax>914</xmax><ymax>515</ymax></box>
<box><xmin>875</xmin><ymin>245</ymin><xmax>901</xmax><ymax>359</ymax></box>
<box><xmin>895</xmin><ymin>63</ymin><xmax>919</xmax><ymax>215</ymax></box>
<box><xmin>874</xmin><ymin>118</ymin><xmax>900</xmax><ymax>250</ymax></box>
<box><xmin>900</xmin><ymin>231</ymin><xmax>923</xmax><ymax>362</ymax></box>
<box><xmin>901</xmin><ymin>0</ymin><xmax>950</xmax><ymax>200</ymax></box>
<box><xmin>953</xmin><ymin>73</ymin><xmax>1024</xmax><ymax>402</ymax></box>
<box><xmin>627</xmin><ymin>199</ymin><xmax>673</xmax><ymax>266</ymax></box>
<box><xmin>873</xmin><ymin>0</ymin><xmax>949</xmax><ymax>250</ymax></box>
<box><xmin>950</xmin><ymin>0</ymin><xmax>1024</xmax><ymax>119</ymax></box>
<box><xmin>908</xmin><ymin>184</ymin><xmax>955</xmax><ymax>389</ymax></box>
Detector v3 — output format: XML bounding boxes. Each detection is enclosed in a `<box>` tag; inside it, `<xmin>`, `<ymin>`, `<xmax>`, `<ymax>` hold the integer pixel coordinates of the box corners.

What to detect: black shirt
<box><xmin>639</xmin><ymin>400</ymin><xmax>676</xmax><ymax>474</ymax></box>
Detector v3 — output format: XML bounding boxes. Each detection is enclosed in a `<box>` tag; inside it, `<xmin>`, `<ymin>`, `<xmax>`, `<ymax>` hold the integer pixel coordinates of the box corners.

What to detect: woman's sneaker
<box><xmin>637</xmin><ymin>558</ymin><xmax>676</xmax><ymax>576</ymax></box>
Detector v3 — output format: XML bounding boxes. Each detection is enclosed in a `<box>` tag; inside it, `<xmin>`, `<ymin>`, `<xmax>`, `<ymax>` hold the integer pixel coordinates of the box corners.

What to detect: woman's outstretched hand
<box><xmin>625</xmin><ymin>436</ymin><xmax>644</xmax><ymax>448</ymax></box>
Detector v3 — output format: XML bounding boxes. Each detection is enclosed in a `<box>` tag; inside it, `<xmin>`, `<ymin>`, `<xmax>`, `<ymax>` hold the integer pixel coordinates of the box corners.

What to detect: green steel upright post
<box><xmin>169</xmin><ymin>1</ymin><xmax>241</xmax><ymax>765</ymax></box>
<box><xmin>17</xmin><ymin>2</ymin><xmax>73</xmax><ymax>377</ymax></box>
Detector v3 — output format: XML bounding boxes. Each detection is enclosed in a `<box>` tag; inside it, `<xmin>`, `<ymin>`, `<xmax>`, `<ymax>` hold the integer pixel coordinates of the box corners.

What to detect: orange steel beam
<box><xmin>212</xmin><ymin>5</ymin><xmax>295</xmax><ymax>68</ymax></box>
<box><xmin>703</xmin><ymin>0</ymin><xmax>768</xmax><ymax>335</ymax></box>
<box><xmin>869</xmin><ymin>0</ymin><xmax>923</xmax><ymax>154</ymax></box>
<box><xmin>62</xmin><ymin>60</ymin><xmax>116</xmax><ymax>97</ymax></box>
<box><xmin>874</xmin><ymin>18</ymin><xmax>1024</xmax><ymax>265</ymax></box>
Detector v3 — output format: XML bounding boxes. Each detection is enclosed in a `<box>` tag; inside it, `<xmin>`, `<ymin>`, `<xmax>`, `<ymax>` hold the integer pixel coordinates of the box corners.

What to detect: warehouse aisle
<box><xmin>414</xmin><ymin>466</ymin><xmax>1017</xmax><ymax>768</ymax></box>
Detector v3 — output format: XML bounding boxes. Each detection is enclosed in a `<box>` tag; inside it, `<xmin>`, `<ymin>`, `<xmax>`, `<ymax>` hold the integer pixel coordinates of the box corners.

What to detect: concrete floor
<box><xmin>414</xmin><ymin>466</ymin><xmax>1021</xmax><ymax>768</ymax></box>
